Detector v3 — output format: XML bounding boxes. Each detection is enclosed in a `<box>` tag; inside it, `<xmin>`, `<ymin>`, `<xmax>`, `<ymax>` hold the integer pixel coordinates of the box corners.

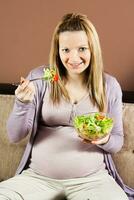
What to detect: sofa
<box><xmin>0</xmin><ymin>83</ymin><xmax>134</xmax><ymax>189</ymax></box>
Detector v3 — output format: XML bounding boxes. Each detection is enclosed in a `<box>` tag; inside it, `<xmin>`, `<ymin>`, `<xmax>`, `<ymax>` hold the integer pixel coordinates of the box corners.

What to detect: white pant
<box><xmin>0</xmin><ymin>168</ymin><xmax>128</xmax><ymax>200</ymax></box>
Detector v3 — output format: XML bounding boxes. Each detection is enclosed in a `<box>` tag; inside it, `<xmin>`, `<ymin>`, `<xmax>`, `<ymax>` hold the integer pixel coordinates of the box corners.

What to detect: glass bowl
<box><xmin>73</xmin><ymin>112</ymin><xmax>113</xmax><ymax>141</ymax></box>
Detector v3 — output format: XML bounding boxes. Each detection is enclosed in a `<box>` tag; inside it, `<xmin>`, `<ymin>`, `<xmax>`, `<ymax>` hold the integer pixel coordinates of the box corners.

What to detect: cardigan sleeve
<box><xmin>7</xmin><ymin>99</ymin><xmax>36</xmax><ymax>143</ymax></box>
<box><xmin>6</xmin><ymin>70</ymin><xmax>37</xmax><ymax>143</ymax></box>
<box><xmin>6</xmin><ymin>65</ymin><xmax>46</xmax><ymax>143</ymax></box>
<box><xmin>97</xmin><ymin>75</ymin><xmax>124</xmax><ymax>153</ymax></box>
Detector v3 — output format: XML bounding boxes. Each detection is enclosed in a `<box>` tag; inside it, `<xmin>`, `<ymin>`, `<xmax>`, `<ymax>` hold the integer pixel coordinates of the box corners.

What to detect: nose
<box><xmin>69</xmin><ymin>49</ymin><xmax>80</xmax><ymax>63</ymax></box>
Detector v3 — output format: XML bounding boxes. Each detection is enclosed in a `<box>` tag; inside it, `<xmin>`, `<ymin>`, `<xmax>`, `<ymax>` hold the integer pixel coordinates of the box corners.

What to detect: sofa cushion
<box><xmin>0</xmin><ymin>95</ymin><xmax>28</xmax><ymax>181</ymax></box>
<box><xmin>112</xmin><ymin>103</ymin><xmax>134</xmax><ymax>188</ymax></box>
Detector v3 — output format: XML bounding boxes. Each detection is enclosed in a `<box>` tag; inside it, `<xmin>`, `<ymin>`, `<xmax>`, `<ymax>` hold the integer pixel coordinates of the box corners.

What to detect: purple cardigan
<box><xmin>7</xmin><ymin>65</ymin><xmax>134</xmax><ymax>199</ymax></box>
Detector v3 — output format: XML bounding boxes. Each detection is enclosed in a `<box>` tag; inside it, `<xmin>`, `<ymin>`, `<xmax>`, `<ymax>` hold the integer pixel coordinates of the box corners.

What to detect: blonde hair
<box><xmin>49</xmin><ymin>13</ymin><xmax>106</xmax><ymax>112</ymax></box>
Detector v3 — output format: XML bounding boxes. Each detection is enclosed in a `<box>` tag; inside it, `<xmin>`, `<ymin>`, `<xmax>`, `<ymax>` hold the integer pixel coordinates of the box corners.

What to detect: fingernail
<box><xmin>20</xmin><ymin>77</ymin><xmax>25</xmax><ymax>84</ymax></box>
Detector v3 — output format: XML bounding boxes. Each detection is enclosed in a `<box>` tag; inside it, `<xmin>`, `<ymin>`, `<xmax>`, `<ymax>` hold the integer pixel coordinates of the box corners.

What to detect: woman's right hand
<box><xmin>15</xmin><ymin>77</ymin><xmax>36</xmax><ymax>103</ymax></box>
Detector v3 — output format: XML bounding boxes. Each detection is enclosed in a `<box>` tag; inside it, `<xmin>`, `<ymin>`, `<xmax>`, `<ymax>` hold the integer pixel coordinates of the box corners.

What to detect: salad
<box><xmin>73</xmin><ymin>112</ymin><xmax>113</xmax><ymax>141</ymax></box>
<box><xmin>43</xmin><ymin>68</ymin><xmax>58</xmax><ymax>82</ymax></box>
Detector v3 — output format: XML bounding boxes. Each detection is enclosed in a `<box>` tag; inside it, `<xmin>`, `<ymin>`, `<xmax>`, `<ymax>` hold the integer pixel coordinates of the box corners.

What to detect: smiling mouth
<box><xmin>69</xmin><ymin>62</ymin><xmax>83</xmax><ymax>68</ymax></box>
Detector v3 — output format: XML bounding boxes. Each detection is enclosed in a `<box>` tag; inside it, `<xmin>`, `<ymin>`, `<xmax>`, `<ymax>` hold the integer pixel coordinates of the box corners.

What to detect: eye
<box><xmin>62</xmin><ymin>48</ymin><xmax>70</xmax><ymax>53</ymax></box>
<box><xmin>79</xmin><ymin>47</ymin><xmax>88</xmax><ymax>52</ymax></box>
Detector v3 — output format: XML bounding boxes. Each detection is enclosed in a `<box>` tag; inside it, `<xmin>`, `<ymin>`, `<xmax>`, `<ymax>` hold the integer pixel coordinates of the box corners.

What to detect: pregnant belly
<box><xmin>29</xmin><ymin>126</ymin><xmax>105</xmax><ymax>179</ymax></box>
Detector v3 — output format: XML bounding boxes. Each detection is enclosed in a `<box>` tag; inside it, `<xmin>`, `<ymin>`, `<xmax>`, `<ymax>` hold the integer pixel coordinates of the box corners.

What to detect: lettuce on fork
<box><xmin>43</xmin><ymin>68</ymin><xmax>58</xmax><ymax>82</ymax></box>
<box><xmin>73</xmin><ymin>112</ymin><xmax>113</xmax><ymax>141</ymax></box>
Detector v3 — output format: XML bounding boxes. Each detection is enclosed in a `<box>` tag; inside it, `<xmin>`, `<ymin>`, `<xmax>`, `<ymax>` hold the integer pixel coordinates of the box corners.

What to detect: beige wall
<box><xmin>0</xmin><ymin>0</ymin><xmax>134</xmax><ymax>91</ymax></box>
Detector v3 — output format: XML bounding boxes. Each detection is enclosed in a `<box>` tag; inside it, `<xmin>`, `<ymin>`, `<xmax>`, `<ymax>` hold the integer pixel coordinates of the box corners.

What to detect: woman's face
<box><xmin>59</xmin><ymin>31</ymin><xmax>91</xmax><ymax>75</ymax></box>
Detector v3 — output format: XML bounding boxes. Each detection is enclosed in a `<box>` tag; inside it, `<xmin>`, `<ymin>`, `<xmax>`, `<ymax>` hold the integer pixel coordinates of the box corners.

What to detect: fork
<box><xmin>12</xmin><ymin>77</ymin><xmax>44</xmax><ymax>86</ymax></box>
<box><xmin>11</xmin><ymin>65</ymin><xmax>58</xmax><ymax>86</ymax></box>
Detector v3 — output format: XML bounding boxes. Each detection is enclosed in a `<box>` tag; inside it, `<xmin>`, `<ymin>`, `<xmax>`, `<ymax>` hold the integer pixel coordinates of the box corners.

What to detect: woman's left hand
<box><xmin>81</xmin><ymin>133</ymin><xmax>110</xmax><ymax>145</ymax></box>
<box><xmin>91</xmin><ymin>134</ymin><xmax>110</xmax><ymax>145</ymax></box>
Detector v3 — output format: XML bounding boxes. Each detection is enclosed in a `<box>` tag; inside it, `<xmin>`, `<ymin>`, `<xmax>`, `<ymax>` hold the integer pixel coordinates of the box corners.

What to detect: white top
<box><xmin>30</xmin><ymin>85</ymin><xmax>105</xmax><ymax>179</ymax></box>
